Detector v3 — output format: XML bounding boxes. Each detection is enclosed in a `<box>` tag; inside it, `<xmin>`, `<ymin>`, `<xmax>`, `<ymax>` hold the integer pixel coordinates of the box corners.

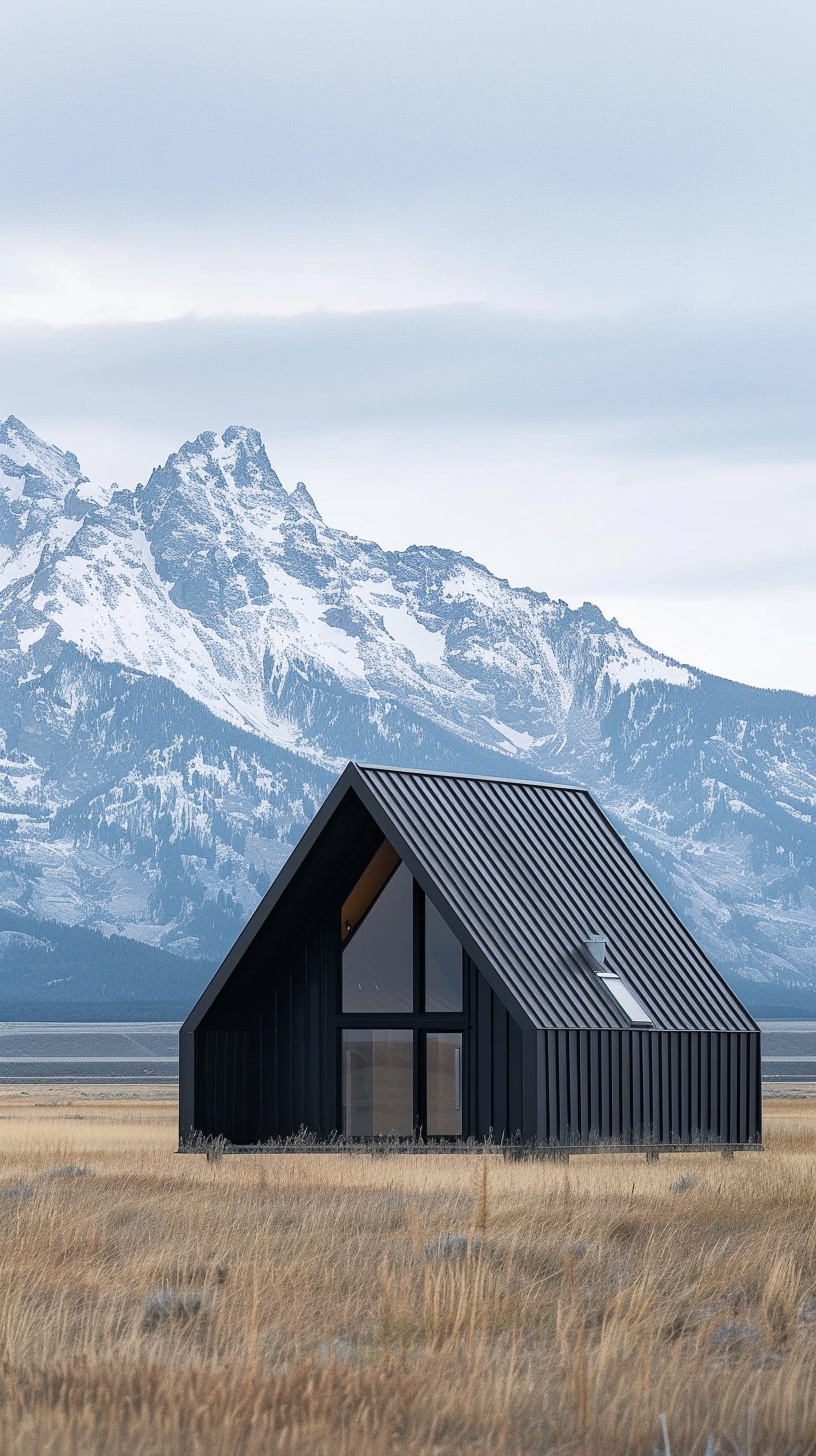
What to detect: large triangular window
<box><xmin>339</xmin><ymin>842</ymin><xmax>466</xmax><ymax>1137</ymax></box>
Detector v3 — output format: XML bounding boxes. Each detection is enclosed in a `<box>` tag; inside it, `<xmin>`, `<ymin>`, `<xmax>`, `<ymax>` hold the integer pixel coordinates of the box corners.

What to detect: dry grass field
<box><xmin>1</xmin><ymin>1088</ymin><xmax>816</xmax><ymax>1454</ymax></box>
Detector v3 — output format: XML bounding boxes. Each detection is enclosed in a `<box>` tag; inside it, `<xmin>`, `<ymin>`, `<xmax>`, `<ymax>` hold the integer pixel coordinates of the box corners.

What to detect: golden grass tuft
<box><xmin>0</xmin><ymin>1086</ymin><xmax>816</xmax><ymax>1452</ymax></box>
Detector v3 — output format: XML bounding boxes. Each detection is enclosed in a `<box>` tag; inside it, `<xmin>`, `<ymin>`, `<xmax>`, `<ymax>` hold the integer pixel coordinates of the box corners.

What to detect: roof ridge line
<box><xmin>354</xmin><ymin>762</ymin><xmax>587</xmax><ymax>792</ymax></box>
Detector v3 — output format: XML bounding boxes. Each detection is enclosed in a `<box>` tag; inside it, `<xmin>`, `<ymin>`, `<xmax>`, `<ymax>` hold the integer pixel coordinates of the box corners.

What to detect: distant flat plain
<box><xmin>0</xmin><ymin>1022</ymin><xmax>180</xmax><ymax>1081</ymax></box>
<box><xmin>0</xmin><ymin>1019</ymin><xmax>809</xmax><ymax>1082</ymax></box>
<box><xmin>0</xmin><ymin>1083</ymin><xmax>814</xmax><ymax>1454</ymax></box>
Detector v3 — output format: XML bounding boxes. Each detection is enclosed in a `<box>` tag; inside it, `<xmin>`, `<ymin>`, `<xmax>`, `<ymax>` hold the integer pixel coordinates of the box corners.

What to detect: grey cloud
<box><xmin>2</xmin><ymin>304</ymin><xmax>814</xmax><ymax>458</ymax></box>
<box><xmin>2</xmin><ymin>1</ymin><xmax>815</xmax><ymax>307</ymax></box>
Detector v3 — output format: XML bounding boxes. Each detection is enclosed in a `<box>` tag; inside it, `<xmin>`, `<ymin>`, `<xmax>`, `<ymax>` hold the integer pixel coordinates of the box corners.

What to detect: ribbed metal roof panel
<box><xmin>354</xmin><ymin>764</ymin><xmax>756</xmax><ymax>1034</ymax></box>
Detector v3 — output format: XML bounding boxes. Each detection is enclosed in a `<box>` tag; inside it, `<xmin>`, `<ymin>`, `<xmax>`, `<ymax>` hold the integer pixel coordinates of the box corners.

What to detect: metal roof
<box><xmin>183</xmin><ymin>762</ymin><xmax>756</xmax><ymax>1035</ymax></box>
<box><xmin>351</xmin><ymin>764</ymin><xmax>756</xmax><ymax>1034</ymax></box>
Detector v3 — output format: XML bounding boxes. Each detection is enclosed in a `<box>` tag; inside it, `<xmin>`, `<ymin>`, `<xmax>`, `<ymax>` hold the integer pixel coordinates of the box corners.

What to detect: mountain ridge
<box><xmin>1</xmin><ymin>415</ymin><xmax>814</xmax><ymax>1008</ymax></box>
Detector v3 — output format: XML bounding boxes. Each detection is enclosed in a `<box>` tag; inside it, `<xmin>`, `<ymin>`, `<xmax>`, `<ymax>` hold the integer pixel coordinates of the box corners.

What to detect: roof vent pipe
<box><xmin>584</xmin><ymin>935</ymin><xmax>606</xmax><ymax>966</ymax></box>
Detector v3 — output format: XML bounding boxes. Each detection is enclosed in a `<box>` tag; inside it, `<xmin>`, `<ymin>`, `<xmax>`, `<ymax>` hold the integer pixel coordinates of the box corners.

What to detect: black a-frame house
<box><xmin>180</xmin><ymin>764</ymin><xmax>761</xmax><ymax>1147</ymax></box>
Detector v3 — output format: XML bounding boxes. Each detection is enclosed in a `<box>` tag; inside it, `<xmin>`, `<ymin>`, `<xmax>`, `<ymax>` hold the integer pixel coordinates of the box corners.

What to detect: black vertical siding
<box><xmin>470</xmin><ymin>957</ymin><xmax>535</xmax><ymax>1142</ymax></box>
<box><xmin>536</xmin><ymin>1028</ymin><xmax>761</xmax><ymax>1145</ymax></box>
<box><xmin>193</xmin><ymin>1006</ymin><xmax>762</xmax><ymax>1149</ymax></box>
<box><xmin>260</xmin><ymin>920</ymin><xmax>327</xmax><ymax>1138</ymax></box>
<box><xmin>508</xmin><ymin>1018</ymin><xmax>524</xmax><ymax>1136</ymax></box>
<box><xmin>492</xmin><ymin>996</ymin><xmax>508</xmax><ymax>1137</ymax></box>
<box><xmin>194</xmin><ymin>1021</ymin><xmax>263</xmax><ymax>1144</ymax></box>
<box><xmin>196</xmin><ymin>911</ymin><xmax>331</xmax><ymax>1142</ymax></box>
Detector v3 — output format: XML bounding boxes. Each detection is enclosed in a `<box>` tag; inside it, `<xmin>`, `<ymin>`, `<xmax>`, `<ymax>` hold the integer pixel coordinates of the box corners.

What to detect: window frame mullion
<box><xmin>336</xmin><ymin>866</ymin><xmax>469</xmax><ymax>1137</ymax></box>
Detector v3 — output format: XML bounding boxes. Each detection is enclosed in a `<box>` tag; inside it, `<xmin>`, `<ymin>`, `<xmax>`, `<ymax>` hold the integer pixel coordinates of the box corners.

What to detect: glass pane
<box><xmin>342</xmin><ymin>1029</ymin><xmax>414</xmax><ymax>1136</ymax></box>
<box><xmin>598</xmin><ymin>972</ymin><xmax>652</xmax><ymax>1026</ymax></box>
<box><xmin>426</xmin><ymin>1032</ymin><xmax>462</xmax><ymax>1137</ymax></box>
<box><xmin>342</xmin><ymin>862</ymin><xmax>414</xmax><ymax>1012</ymax></box>
<box><xmin>425</xmin><ymin>897</ymin><xmax>462</xmax><ymax>1011</ymax></box>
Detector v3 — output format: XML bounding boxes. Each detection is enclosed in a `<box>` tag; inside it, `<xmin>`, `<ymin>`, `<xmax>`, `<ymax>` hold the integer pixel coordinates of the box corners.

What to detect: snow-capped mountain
<box><xmin>0</xmin><ymin>417</ymin><xmax>108</xmax><ymax>596</ymax></box>
<box><xmin>1</xmin><ymin>415</ymin><xmax>814</xmax><ymax>1009</ymax></box>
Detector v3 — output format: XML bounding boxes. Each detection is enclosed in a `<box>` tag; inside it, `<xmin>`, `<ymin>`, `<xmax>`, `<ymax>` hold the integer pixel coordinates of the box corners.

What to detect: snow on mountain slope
<box><xmin>8</xmin><ymin>421</ymin><xmax>686</xmax><ymax>759</ymax></box>
<box><xmin>0</xmin><ymin>416</ymin><xmax>814</xmax><ymax>997</ymax></box>
<box><xmin>0</xmin><ymin>416</ymin><xmax>108</xmax><ymax>595</ymax></box>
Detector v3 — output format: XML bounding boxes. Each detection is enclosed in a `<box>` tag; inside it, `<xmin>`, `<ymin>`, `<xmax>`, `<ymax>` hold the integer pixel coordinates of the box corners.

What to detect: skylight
<box><xmin>597</xmin><ymin>971</ymin><xmax>653</xmax><ymax>1026</ymax></box>
<box><xmin>582</xmin><ymin>935</ymin><xmax>653</xmax><ymax>1026</ymax></box>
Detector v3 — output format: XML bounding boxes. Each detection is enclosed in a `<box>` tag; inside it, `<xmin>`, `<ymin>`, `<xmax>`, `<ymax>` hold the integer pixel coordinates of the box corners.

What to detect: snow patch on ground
<box><xmin>379</xmin><ymin>604</ymin><xmax>447</xmax><ymax>666</ymax></box>
<box><xmin>603</xmin><ymin>633</ymin><xmax>693</xmax><ymax>690</ymax></box>
<box><xmin>18</xmin><ymin>625</ymin><xmax>47</xmax><ymax>653</ymax></box>
<box><xmin>484</xmin><ymin>718</ymin><xmax>537</xmax><ymax>753</ymax></box>
<box><xmin>728</xmin><ymin>798</ymin><xmax>762</xmax><ymax>817</ymax></box>
<box><xmin>778</xmin><ymin>802</ymin><xmax>813</xmax><ymax>824</ymax></box>
<box><xmin>442</xmin><ymin>564</ymin><xmax>507</xmax><ymax>609</ymax></box>
<box><xmin>0</xmin><ymin>930</ymin><xmax>53</xmax><ymax>954</ymax></box>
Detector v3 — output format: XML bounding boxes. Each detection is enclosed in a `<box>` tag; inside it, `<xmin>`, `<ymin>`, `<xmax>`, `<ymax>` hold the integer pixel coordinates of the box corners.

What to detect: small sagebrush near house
<box><xmin>180</xmin><ymin>764</ymin><xmax>761</xmax><ymax>1148</ymax></box>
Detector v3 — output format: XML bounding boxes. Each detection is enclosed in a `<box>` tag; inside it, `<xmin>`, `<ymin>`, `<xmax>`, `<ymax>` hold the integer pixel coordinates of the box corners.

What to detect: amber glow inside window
<box><xmin>341</xmin><ymin>840</ymin><xmax>400</xmax><ymax>942</ymax></box>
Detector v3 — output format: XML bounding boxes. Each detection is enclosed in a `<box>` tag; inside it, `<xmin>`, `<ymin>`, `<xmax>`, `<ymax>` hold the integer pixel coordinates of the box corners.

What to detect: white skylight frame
<box><xmin>596</xmin><ymin>970</ymin><xmax>653</xmax><ymax>1026</ymax></box>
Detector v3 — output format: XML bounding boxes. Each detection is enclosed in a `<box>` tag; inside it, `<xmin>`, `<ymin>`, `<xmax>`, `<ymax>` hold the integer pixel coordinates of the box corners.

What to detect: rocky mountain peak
<box><xmin>220</xmin><ymin>423</ymin><xmax>267</xmax><ymax>458</ymax></box>
<box><xmin>1</xmin><ymin>414</ymin><xmax>90</xmax><ymax>507</ymax></box>
<box><xmin>1</xmin><ymin>415</ymin><xmax>83</xmax><ymax>487</ymax></box>
<box><xmin>290</xmin><ymin>481</ymin><xmax>322</xmax><ymax>521</ymax></box>
<box><xmin>0</xmin><ymin>417</ymin><xmax>108</xmax><ymax>593</ymax></box>
<box><xmin>137</xmin><ymin>425</ymin><xmax>290</xmax><ymax>530</ymax></box>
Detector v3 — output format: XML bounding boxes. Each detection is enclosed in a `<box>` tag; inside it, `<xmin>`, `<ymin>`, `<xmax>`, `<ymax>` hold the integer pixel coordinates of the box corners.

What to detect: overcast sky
<box><xmin>2</xmin><ymin>0</ymin><xmax>815</xmax><ymax>691</ymax></box>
